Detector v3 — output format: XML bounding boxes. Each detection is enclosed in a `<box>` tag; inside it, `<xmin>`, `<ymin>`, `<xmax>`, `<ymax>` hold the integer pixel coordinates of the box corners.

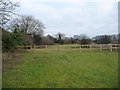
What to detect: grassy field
<box><xmin>2</xmin><ymin>46</ymin><xmax>118</xmax><ymax>88</ymax></box>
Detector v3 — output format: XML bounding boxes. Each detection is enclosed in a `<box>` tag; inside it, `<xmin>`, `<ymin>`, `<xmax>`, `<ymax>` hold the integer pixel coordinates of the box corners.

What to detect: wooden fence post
<box><xmin>110</xmin><ymin>44</ymin><xmax>112</xmax><ymax>52</ymax></box>
<box><xmin>100</xmin><ymin>44</ymin><xmax>102</xmax><ymax>52</ymax></box>
<box><xmin>45</xmin><ymin>45</ymin><xmax>47</xmax><ymax>49</ymax></box>
<box><xmin>90</xmin><ymin>45</ymin><xmax>91</xmax><ymax>51</ymax></box>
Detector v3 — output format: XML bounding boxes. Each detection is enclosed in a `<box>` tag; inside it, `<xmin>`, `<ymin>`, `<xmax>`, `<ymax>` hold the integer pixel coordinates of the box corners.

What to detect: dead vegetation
<box><xmin>2</xmin><ymin>50</ymin><xmax>24</xmax><ymax>72</ymax></box>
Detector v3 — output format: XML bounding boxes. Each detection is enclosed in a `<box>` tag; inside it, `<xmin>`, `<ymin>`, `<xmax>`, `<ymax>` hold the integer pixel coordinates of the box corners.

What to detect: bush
<box><xmin>2</xmin><ymin>30</ymin><xmax>14</xmax><ymax>52</ymax></box>
<box><xmin>2</xmin><ymin>29</ymin><xmax>24</xmax><ymax>52</ymax></box>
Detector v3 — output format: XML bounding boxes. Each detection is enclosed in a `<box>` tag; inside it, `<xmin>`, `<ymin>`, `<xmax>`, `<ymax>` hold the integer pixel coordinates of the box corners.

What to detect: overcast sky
<box><xmin>18</xmin><ymin>0</ymin><xmax>118</xmax><ymax>37</ymax></box>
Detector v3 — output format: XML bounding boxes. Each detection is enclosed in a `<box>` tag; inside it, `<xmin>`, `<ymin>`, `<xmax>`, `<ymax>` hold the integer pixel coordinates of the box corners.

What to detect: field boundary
<box><xmin>15</xmin><ymin>44</ymin><xmax>120</xmax><ymax>52</ymax></box>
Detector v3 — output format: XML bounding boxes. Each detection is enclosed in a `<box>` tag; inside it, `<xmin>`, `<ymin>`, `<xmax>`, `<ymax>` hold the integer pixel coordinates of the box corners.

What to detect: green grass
<box><xmin>2</xmin><ymin>47</ymin><xmax>118</xmax><ymax>88</ymax></box>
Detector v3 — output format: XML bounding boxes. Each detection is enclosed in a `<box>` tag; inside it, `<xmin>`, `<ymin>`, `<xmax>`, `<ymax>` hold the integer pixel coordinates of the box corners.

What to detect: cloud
<box><xmin>19</xmin><ymin>0</ymin><xmax>118</xmax><ymax>37</ymax></box>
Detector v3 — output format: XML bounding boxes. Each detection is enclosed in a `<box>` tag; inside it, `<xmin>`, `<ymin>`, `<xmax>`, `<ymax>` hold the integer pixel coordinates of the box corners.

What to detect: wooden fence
<box><xmin>79</xmin><ymin>44</ymin><xmax>119</xmax><ymax>51</ymax></box>
<box><xmin>15</xmin><ymin>44</ymin><xmax>119</xmax><ymax>52</ymax></box>
<box><xmin>15</xmin><ymin>45</ymin><xmax>32</xmax><ymax>49</ymax></box>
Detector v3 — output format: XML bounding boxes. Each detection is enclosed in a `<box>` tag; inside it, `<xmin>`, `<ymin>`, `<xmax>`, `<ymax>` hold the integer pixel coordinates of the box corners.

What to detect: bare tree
<box><xmin>8</xmin><ymin>15</ymin><xmax>45</xmax><ymax>36</ymax></box>
<box><xmin>0</xmin><ymin>0</ymin><xmax>19</xmax><ymax>26</ymax></box>
<box><xmin>21</xmin><ymin>15</ymin><xmax>45</xmax><ymax>36</ymax></box>
<box><xmin>6</xmin><ymin>15</ymin><xmax>45</xmax><ymax>46</ymax></box>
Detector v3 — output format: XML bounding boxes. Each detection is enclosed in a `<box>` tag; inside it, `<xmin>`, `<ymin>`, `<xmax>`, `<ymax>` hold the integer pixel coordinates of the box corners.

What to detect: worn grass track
<box><xmin>2</xmin><ymin>48</ymin><xmax>118</xmax><ymax>88</ymax></box>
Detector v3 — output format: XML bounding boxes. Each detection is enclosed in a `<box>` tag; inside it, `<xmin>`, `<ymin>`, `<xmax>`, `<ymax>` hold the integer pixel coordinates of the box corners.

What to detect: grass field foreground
<box><xmin>2</xmin><ymin>47</ymin><xmax>118</xmax><ymax>88</ymax></box>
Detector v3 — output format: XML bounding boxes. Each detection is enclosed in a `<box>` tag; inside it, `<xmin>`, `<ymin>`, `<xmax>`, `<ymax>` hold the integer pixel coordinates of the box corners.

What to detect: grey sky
<box><xmin>18</xmin><ymin>0</ymin><xmax>118</xmax><ymax>37</ymax></box>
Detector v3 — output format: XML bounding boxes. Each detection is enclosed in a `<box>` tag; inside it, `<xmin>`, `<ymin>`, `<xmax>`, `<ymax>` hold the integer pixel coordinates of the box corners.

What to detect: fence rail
<box><xmin>16</xmin><ymin>44</ymin><xmax>120</xmax><ymax>52</ymax></box>
<box><xmin>79</xmin><ymin>44</ymin><xmax>119</xmax><ymax>51</ymax></box>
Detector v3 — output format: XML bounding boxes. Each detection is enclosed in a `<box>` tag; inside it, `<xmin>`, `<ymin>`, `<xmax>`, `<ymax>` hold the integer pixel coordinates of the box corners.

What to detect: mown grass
<box><xmin>2</xmin><ymin>48</ymin><xmax>118</xmax><ymax>88</ymax></box>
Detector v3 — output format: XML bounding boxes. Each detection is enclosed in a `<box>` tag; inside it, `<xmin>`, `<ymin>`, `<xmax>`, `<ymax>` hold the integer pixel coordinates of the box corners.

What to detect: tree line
<box><xmin>44</xmin><ymin>33</ymin><xmax>119</xmax><ymax>45</ymax></box>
